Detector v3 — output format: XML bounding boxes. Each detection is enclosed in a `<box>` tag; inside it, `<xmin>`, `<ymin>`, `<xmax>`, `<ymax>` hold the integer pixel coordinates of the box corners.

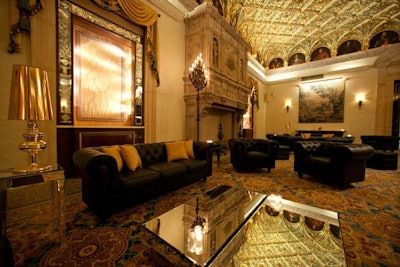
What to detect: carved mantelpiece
<box><xmin>184</xmin><ymin>3</ymin><xmax>251</xmax><ymax>140</ymax></box>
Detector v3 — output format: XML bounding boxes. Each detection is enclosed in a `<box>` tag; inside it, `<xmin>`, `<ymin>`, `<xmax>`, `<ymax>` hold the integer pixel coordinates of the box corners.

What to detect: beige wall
<box><xmin>145</xmin><ymin>0</ymin><xmax>187</xmax><ymax>142</ymax></box>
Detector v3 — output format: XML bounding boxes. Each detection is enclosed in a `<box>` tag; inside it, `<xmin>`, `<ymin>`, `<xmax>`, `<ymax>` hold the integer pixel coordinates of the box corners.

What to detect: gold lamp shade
<box><xmin>8</xmin><ymin>65</ymin><xmax>53</xmax><ymax>173</ymax></box>
<box><xmin>9</xmin><ymin>65</ymin><xmax>53</xmax><ymax>121</ymax></box>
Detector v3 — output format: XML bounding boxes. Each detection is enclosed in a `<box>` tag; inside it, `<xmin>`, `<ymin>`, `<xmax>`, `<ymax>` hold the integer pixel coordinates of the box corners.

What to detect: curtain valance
<box><xmin>93</xmin><ymin>0</ymin><xmax>160</xmax><ymax>86</ymax></box>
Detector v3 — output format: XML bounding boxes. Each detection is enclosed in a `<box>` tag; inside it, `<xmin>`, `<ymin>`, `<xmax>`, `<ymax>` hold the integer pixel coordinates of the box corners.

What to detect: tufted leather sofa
<box><xmin>73</xmin><ymin>141</ymin><xmax>213</xmax><ymax>220</ymax></box>
<box><xmin>229</xmin><ymin>138</ymin><xmax>279</xmax><ymax>173</ymax></box>
<box><xmin>292</xmin><ymin>141</ymin><xmax>374</xmax><ymax>189</ymax></box>
<box><xmin>266</xmin><ymin>134</ymin><xmax>354</xmax><ymax>150</ymax></box>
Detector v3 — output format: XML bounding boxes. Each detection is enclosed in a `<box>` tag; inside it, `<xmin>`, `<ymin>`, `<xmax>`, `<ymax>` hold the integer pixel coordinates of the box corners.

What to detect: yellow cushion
<box><xmin>184</xmin><ymin>140</ymin><xmax>195</xmax><ymax>159</ymax></box>
<box><xmin>322</xmin><ymin>134</ymin><xmax>334</xmax><ymax>138</ymax></box>
<box><xmin>120</xmin><ymin>145</ymin><xmax>142</xmax><ymax>171</ymax></box>
<box><xmin>301</xmin><ymin>133</ymin><xmax>311</xmax><ymax>139</ymax></box>
<box><xmin>101</xmin><ymin>146</ymin><xmax>123</xmax><ymax>172</ymax></box>
<box><xmin>166</xmin><ymin>141</ymin><xmax>189</xmax><ymax>162</ymax></box>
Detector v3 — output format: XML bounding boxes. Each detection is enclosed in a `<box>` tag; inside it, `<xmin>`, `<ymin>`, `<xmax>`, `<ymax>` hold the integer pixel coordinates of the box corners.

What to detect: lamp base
<box><xmin>13</xmin><ymin>163</ymin><xmax>52</xmax><ymax>174</ymax></box>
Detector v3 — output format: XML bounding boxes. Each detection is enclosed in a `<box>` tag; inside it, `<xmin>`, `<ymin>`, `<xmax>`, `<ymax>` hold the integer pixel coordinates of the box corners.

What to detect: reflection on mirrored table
<box><xmin>145</xmin><ymin>185</ymin><xmax>346</xmax><ymax>266</ymax></box>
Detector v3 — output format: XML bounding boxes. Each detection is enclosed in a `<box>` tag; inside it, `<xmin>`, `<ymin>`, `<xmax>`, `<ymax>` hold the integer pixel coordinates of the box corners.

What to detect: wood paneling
<box><xmin>57</xmin><ymin>128</ymin><xmax>144</xmax><ymax>178</ymax></box>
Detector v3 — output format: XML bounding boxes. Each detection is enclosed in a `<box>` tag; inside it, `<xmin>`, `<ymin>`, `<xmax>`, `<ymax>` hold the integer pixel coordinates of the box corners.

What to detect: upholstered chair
<box><xmin>229</xmin><ymin>138</ymin><xmax>279</xmax><ymax>173</ymax></box>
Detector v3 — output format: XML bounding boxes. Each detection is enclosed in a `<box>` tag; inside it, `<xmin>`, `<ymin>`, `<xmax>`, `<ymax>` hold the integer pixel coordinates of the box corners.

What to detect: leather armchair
<box><xmin>229</xmin><ymin>139</ymin><xmax>279</xmax><ymax>172</ymax></box>
<box><xmin>361</xmin><ymin>135</ymin><xmax>399</xmax><ymax>170</ymax></box>
<box><xmin>292</xmin><ymin>141</ymin><xmax>374</xmax><ymax>189</ymax></box>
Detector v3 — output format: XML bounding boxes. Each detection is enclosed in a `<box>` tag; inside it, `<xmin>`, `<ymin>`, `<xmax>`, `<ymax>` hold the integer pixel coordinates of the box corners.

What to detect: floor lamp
<box><xmin>189</xmin><ymin>54</ymin><xmax>207</xmax><ymax>142</ymax></box>
<box><xmin>8</xmin><ymin>65</ymin><xmax>54</xmax><ymax>173</ymax></box>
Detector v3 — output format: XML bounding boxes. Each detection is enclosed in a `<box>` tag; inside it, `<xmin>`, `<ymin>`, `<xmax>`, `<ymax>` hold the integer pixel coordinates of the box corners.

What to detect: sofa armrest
<box><xmin>194</xmin><ymin>141</ymin><xmax>213</xmax><ymax>176</ymax></box>
<box><xmin>193</xmin><ymin>141</ymin><xmax>212</xmax><ymax>159</ymax></box>
<box><xmin>73</xmin><ymin>147</ymin><xmax>119</xmax><ymax>193</ymax></box>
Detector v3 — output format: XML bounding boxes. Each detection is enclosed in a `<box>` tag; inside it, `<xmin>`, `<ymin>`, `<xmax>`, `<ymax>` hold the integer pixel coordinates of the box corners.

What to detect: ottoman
<box><xmin>367</xmin><ymin>150</ymin><xmax>398</xmax><ymax>170</ymax></box>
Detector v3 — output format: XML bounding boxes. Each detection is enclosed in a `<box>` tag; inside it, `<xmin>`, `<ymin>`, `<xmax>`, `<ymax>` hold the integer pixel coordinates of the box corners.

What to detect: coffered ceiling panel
<box><xmin>218</xmin><ymin>0</ymin><xmax>400</xmax><ymax>68</ymax></box>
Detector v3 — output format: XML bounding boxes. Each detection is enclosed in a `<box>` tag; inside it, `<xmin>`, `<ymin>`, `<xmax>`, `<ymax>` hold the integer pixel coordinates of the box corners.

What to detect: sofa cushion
<box><xmin>118</xmin><ymin>168</ymin><xmax>161</xmax><ymax>193</ymax></box>
<box><xmin>184</xmin><ymin>140</ymin><xmax>195</xmax><ymax>159</ymax></box>
<box><xmin>148</xmin><ymin>162</ymin><xmax>188</xmax><ymax>182</ymax></box>
<box><xmin>246</xmin><ymin>151</ymin><xmax>270</xmax><ymax>162</ymax></box>
<box><xmin>178</xmin><ymin>159</ymin><xmax>208</xmax><ymax>174</ymax></box>
<box><xmin>303</xmin><ymin>156</ymin><xmax>332</xmax><ymax>166</ymax></box>
<box><xmin>120</xmin><ymin>145</ymin><xmax>142</xmax><ymax>171</ymax></box>
<box><xmin>101</xmin><ymin>146</ymin><xmax>123</xmax><ymax>172</ymax></box>
<box><xmin>166</xmin><ymin>141</ymin><xmax>189</xmax><ymax>162</ymax></box>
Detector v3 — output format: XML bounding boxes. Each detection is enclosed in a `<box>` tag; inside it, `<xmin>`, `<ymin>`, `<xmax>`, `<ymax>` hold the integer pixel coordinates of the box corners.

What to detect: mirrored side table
<box><xmin>0</xmin><ymin>164</ymin><xmax>65</xmax><ymax>240</ymax></box>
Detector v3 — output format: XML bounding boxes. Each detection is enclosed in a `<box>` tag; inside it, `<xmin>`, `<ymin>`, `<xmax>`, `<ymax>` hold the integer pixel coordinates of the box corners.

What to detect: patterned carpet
<box><xmin>6</xmin><ymin>154</ymin><xmax>400</xmax><ymax>266</ymax></box>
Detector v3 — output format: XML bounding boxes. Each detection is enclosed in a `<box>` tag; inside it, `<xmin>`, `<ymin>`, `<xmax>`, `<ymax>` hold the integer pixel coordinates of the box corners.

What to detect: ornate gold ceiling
<box><xmin>216</xmin><ymin>0</ymin><xmax>400</xmax><ymax>69</ymax></box>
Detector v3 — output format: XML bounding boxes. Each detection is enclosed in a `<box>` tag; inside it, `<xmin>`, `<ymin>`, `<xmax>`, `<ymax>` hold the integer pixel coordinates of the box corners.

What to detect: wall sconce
<box><xmin>356</xmin><ymin>94</ymin><xmax>365</xmax><ymax>109</ymax></box>
<box><xmin>285</xmin><ymin>99</ymin><xmax>292</xmax><ymax>113</ymax></box>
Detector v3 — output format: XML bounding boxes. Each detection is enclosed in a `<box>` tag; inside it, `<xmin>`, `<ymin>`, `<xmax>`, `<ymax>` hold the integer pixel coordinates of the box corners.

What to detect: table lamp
<box><xmin>8</xmin><ymin>65</ymin><xmax>54</xmax><ymax>173</ymax></box>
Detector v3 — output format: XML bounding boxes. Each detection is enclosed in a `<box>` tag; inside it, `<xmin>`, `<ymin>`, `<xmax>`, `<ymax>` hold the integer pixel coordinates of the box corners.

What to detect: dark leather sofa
<box><xmin>229</xmin><ymin>138</ymin><xmax>279</xmax><ymax>172</ymax></box>
<box><xmin>266</xmin><ymin>134</ymin><xmax>354</xmax><ymax>150</ymax></box>
<box><xmin>292</xmin><ymin>141</ymin><xmax>374</xmax><ymax>189</ymax></box>
<box><xmin>73</xmin><ymin>141</ymin><xmax>213</xmax><ymax>219</ymax></box>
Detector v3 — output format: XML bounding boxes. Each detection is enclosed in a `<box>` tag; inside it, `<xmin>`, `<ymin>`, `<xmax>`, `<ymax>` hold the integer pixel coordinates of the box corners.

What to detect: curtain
<box><xmin>93</xmin><ymin>0</ymin><xmax>160</xmax><ymax>86</ymax></box>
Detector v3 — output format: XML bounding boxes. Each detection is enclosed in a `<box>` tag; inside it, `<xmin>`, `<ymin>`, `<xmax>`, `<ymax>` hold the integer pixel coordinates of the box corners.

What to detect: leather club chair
<box><xmin>229</xmin><ymin>138</ymin><xmax>279</xmax><ymax>173</ymax></box>
<box><xmin>292</xmin><ymin>141</ymin><xmax>374</xmax><ymax>189</ymax></box>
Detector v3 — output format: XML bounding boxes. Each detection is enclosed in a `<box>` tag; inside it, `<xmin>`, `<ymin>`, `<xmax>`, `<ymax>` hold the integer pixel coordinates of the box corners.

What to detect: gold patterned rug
<box><xmin>39</xmin><ymin>227</ymin><xmax>130</xmax><ymax>267</ymax></box>
<box><xmin>7</xmin><ymin>154</ymin><xmax>400</xmax><ymax>266</ymax></box>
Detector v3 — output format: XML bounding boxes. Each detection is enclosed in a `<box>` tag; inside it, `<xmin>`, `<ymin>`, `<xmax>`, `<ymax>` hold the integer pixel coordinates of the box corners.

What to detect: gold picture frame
<box><xmin>299</xmin><ymin>79</ymin><xmax>345</xmax><ymax>123</ymax></box>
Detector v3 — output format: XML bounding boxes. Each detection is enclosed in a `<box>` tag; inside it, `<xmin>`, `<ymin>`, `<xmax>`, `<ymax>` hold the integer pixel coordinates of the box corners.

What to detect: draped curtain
<box><xmin>93</xmin><ymin>0</ymin><xmax>160</xmax><ymax>86</ymax></box>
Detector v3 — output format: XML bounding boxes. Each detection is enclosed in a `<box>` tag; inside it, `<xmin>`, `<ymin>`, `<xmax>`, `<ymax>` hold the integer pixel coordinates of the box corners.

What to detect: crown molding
<box><xmin>146</xmin><ymin>0</ymin><xmax>186</xmax><ymax>21</ymax></box>
<box><xmin>248</xmin><ymin>43</ymin><xmax>400</xmax><ymax>83</ymax></box>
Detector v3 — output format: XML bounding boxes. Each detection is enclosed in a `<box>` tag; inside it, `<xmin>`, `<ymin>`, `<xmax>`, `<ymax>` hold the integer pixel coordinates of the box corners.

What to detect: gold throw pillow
<box><xmin>184</xmin><ymin>140</ymin><xmax>195</xmax><ymax>159</ymax></box>
<box><xmin>166</xmin><ymin>141</ymin><xmax>189</xmax><ymax>162</ymax></box>
<box><xmin>120</xmin><ymin>145</ymin><xmax>142</xmax><ymax>171</ymax></box>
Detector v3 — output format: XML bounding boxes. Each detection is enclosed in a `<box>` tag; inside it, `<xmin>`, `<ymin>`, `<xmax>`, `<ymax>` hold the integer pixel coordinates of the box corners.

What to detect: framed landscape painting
<box><xmin>299</xmin><ymin>79</ymin><xmax>345</xmax><ymax>123</ymax></box>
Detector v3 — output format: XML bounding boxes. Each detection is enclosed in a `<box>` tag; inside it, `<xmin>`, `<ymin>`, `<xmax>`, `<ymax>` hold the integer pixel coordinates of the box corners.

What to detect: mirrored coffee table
<box><xmin>144</xmin><ymin>185</ymin><xmax>346</xmax><ymax>266</ymax></box>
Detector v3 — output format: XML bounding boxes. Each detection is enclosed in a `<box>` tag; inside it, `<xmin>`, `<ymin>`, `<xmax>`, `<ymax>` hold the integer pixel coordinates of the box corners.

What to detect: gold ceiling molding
<box><xmin>248</xmin><ymin>43</ymin><xmax>400</xmax><ymax>83</ymax></box>
<box><xmin>217</xmin><ymin>0</ymin><xmax>400</xmax><ymax>69</ymax></box>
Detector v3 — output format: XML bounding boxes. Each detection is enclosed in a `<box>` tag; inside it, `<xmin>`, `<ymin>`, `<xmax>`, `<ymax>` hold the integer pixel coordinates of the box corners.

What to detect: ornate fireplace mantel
<box><xmin>184</xmin><ymin>3</ymin><xmax>251</xmax><ymax>140</ymax></box>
